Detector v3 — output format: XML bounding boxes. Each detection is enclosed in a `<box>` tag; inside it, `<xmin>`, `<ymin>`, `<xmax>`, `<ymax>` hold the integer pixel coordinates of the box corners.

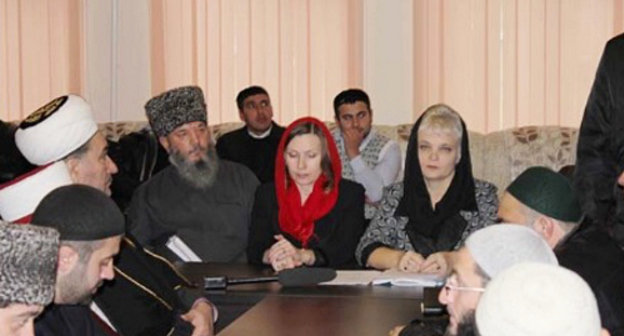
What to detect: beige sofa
<box><xmin>100</xmin><ymin>121</ymin><xmax>578</xmax><ymax>194</ymax></box>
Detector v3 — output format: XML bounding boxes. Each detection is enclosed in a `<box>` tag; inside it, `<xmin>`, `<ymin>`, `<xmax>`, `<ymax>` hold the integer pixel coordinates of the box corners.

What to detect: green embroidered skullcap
<box><xmin>506</xmin><ymin>166</ymin><xmax>582</xmax><ymax>222</ymax></box>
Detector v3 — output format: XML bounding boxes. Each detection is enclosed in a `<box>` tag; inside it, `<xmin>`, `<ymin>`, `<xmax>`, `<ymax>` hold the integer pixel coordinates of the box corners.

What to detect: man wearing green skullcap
<box><xmin>498</xmin><ymin>166</ymin><xmax>624</xmax><ymax>335</ymax></box>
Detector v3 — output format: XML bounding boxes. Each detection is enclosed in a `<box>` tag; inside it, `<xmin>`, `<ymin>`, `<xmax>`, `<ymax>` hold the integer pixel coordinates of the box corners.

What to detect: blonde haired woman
<box><xmin>356</xmin><ymin>104</ymin><xmax>498</xmax><ymax>271</ymax></box>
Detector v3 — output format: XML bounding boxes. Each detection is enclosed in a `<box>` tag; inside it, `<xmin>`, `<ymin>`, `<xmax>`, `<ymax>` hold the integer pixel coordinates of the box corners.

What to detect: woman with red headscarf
<box><xmin>247</xmin><ymin>117</ymin><xmax>366</xmax><ymax>271</ymax></box>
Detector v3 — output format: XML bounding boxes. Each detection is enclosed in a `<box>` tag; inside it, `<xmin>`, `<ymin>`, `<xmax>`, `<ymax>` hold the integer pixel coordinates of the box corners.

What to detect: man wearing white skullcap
<box><xmin>476</xmin><ymin>263</ymin><xmax>610</xmax><ymax>336</ymax></box>
<box><xmin>390</xmin><ymin>224</ymin><xmax>557</xmax><ymax>336</ymax></box>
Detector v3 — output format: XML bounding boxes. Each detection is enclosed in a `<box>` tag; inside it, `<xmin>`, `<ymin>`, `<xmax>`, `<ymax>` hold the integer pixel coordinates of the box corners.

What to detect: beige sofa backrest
<box><xmin>468</xmin><ymin>126</ymin><xmax>578</xmax><ymax>194</ymax></box>
<box><xmin>100</xmin><ymin>121</ymin><xmax>578</xmax><ymax>194</ymax></box>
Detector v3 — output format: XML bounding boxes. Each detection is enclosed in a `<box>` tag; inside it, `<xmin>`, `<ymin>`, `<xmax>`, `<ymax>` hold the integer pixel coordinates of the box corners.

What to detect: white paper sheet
<box><xmin>320</xmin><ymin>270</ymin><xmax>382</xmax><ymax>285</ymax></box>
<box><xmin>371</xmin><ymin>270</ymin><xmax>444</xmax><ymax>287</ymax></box>
<box><xmin>320</xmin><ymin>269</ymin><xmax>444</xmax><ymax>287</ymax></box>
<box><xmin>166</xmin><ymin>234</ymin><xmax>202</xmax><ymax>262</ymax></box>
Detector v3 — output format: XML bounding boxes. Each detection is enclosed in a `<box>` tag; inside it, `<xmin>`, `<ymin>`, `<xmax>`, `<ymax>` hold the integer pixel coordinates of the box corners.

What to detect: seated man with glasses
<box><xmin>390</xmin><ymin>224</ymin><xmax>557</xmax><ymax>336</ymax></box>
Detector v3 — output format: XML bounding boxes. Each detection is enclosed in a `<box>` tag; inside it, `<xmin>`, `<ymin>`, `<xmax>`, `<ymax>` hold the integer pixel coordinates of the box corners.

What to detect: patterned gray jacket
<box><xmin>355</xmin><ymin>179</ymin><xmax>499</xmax><ymax>266</ymax></box>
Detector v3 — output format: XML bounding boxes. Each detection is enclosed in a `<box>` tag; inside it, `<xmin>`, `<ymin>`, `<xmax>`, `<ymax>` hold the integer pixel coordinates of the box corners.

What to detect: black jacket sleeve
<box><xmin>574</xmin><ymin>34</ymin><xmax>624</xmax><ymax>231</ymax></box>
<box><xmin>312</xmin><ymin>180</ymin><xmax>366</xmax><ymax>268</ymax></box>
<box><xmin>247</xmin><ymin>183</ymin><xmax>278</xmax><ymax>265</ymax></box>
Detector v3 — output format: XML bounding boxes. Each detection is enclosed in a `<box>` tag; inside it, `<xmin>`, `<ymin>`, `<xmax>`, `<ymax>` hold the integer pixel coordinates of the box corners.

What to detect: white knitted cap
<box><xmin>15</xmin><ymin>95</ymin><xmax>98</xmax><ymax>165</ymax></box>
<box><xmin>476</xmin><ymin>262</ymin><xmax>602</xmax><ymax>336</ymax></box>
<box><xmin>465</xmin><ymin>224</ymin><xmax>558</xmax><ymax>278</ymax></box>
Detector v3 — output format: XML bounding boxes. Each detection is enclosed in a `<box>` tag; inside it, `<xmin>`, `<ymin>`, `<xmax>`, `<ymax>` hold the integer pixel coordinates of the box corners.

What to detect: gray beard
<box><xmin>170</xmin><ymin>145</ymin><xmax>219</xmax><ymax>189</ymax></box>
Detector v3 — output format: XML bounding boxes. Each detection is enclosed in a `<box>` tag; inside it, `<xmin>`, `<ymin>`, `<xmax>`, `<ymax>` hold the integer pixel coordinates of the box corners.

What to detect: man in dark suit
<box><xmin>216</xmin><ymin>85</ymin><xmax>285</xmax><ymax>183</ymax></box>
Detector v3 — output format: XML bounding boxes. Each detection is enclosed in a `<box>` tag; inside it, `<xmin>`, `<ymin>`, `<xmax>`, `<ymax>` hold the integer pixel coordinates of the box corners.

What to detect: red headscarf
<box><xmin>274</xmin><ymin>117</ymin><xmax>342</xmax><ymax>247</ymax></box>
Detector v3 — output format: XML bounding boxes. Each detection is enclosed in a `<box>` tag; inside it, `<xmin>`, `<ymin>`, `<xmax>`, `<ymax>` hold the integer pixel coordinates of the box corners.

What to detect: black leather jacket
<box><xmin>574</xmin><ymin>33</ymin><xmax>624</xmax><ymax>245</ymax></box>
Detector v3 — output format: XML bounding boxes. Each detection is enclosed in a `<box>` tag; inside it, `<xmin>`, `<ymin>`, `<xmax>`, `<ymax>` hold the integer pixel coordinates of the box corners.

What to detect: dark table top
<box><xmin>178</xmin><ymin>262</ymin><xmax>425</xmax><ymax>299</ymax></box>
<box><xmin>177</xmin><ymin>263</ymin><xmax>429</xmax><ymax>335</ymax></box>
<box><xmin>218</xmin><ymin>295</ymin><xmax>421</xmax><ymax>336</ymax></box>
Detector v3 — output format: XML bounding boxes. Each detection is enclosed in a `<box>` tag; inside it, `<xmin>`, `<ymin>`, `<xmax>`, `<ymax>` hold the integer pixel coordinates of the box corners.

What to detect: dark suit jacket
<box><xmin>216</xmin><ymin>123</ymin><xmax>285</xmax><ymax>183</ymax></box>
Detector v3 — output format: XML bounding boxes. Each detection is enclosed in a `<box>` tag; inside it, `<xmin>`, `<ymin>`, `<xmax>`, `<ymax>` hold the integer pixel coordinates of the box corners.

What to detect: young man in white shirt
<box><xmin>332</xmin><ymin>88</ymin><xmax>401</xmax><ymax>219</ymax></box>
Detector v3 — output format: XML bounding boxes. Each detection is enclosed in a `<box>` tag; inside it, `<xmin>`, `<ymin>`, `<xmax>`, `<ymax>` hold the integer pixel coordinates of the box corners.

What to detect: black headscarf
<box><xmin>395</xmin><ymin>107</ymin><xmax>478</xmax><ymax>254</ymax></box>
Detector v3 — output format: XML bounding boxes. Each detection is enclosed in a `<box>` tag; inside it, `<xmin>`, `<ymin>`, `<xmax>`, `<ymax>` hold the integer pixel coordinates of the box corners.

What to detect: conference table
<box><xmin>178</xmin><ymin>263</ymin><xmax>442</xmax><ymax>335</ymax></box>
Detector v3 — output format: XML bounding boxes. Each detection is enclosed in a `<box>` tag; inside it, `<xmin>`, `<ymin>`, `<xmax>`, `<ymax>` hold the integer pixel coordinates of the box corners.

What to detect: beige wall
<box><xmin>0</xmin><ymin>0</ymin><xmax>83</xmax><ymax>121</ymax></box>
<box><xmin>1</xmin><ymin>0</ymin><xmax>623</xmax><ymax>132</ymax></box>
<box><xmin>84</xmin><ymin>0</ymin><xmax>151</xmax><ymax>122</ymax></box>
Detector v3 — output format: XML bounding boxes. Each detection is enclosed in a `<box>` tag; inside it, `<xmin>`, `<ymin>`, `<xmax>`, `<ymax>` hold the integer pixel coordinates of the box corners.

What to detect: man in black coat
<box><xmin>216</xmin><ymin>86</ymin><xmax>284</xmax><ymax>183</ymax></box>
<box><xmin>498</xmin><ymin>167</ymin><xmax>624</xmax><ymax>335</ymax></box>
<box><xmin>33</xmin><ymin>185</ymin><xmax>124</xmax><ymax>336</ymax></box>
<box><xmin>574</xmin><ymin>33</ymin><xmax>624</xmax><ymax>245</ymax></box>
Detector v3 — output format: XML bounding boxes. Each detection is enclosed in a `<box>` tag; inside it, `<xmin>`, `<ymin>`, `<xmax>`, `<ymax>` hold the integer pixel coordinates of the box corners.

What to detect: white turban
<box><xmin>465</xmin><ymin>224</ymin><xmax>558</xmax><ymax>278</ymax></box>
<box><xmin>15</xmin><ymin>95</ymin><xmax>97</xmax><ymax>165</ymax></box>
<box><xmin>476</xmin><ymin>262</ymin><xmax>602</xmax><ymax>336</ymax></box>
<box><xmin>0</xmin><ymin>161</ymin><xmax>72</xmax><ymax>222</ymax></box>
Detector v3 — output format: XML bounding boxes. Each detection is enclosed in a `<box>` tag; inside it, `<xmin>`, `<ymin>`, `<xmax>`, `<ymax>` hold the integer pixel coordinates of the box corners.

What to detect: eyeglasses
<box><xmin>443</xmin><ymin>283</ymin><xmax>485</xmax><ymax>293</ymax></box>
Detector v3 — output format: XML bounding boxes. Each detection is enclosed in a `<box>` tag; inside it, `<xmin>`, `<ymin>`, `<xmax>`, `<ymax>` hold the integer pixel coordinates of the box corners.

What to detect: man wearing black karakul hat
<box><xmin>32</xmin><ymin>185</ymin><xmax>123</xmax><ymax>335</ymax></box>
<box><xmin>128</xmin><ymin>86</ymin><xmax>259</xmax><ymax>263</ymax></box>
<box><xmin>497</xmin><ymin>166</ymin><xmax>624</xmax><ymax>335</ymax></box>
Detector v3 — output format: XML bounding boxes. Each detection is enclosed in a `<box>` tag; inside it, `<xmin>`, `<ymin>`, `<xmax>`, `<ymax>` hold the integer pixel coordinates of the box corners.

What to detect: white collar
<box><xmin>247</xmin><ymin>125</ymin><xmax>273</xmax><ymax>139</ymax></box>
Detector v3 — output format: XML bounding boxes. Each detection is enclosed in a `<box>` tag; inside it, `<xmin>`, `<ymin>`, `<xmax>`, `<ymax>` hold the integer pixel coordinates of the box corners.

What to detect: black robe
<box><xmin>36</xmin><ymin>236</ymin><xmax>201</xmax><ymax>336</ymax></box>
<box><xmin>216</xmin><ymin>123</ymin><xmax>285</xmax><ymax>183</ymax></box>
<box><xmin>128</xmin><ymin>161</ymin><xmax>259</xmax><ymax>263</ymax></box>
<box><xmin>35</xmin><ymin>305</ymin><xmax>108</xmax><ymax>336</ymax></box>
<box><xmin>555</xmin><ymin>220</ymin><xmax>624</xmax><ymax>335</ymax></box>
<box><xmin>94</xmin><ymin>236</ymin><xmax>200</xmax><ymax>336</ymax></box>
